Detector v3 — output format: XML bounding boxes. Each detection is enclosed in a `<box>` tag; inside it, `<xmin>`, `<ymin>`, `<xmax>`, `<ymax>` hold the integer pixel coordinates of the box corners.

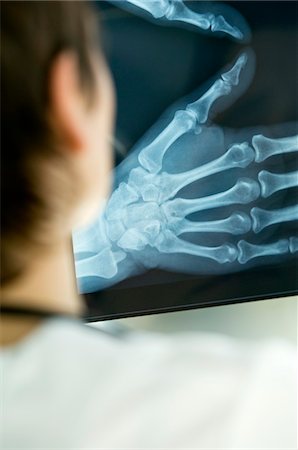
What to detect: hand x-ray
<box><xmin>72</xmin><ymin>1</ymin><xmax>297</xmax><ymax>321</ymax></box>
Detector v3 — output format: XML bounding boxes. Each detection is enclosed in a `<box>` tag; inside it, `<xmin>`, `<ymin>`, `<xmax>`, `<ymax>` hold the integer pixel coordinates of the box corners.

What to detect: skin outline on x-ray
<box><xmin>108</xmin><ymin>0</ymin><xmax>251</xmax><ymax>42</ymax></box>
<box><xmin>72</xmin><ymin>49</ymin><xmax>298</xmax><ymax>294</ymax></box>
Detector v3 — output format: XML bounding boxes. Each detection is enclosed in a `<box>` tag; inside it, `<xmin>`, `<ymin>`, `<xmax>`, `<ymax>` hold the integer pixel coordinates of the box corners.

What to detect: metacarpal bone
<box><xmin>138</xmin><ymin>53</ymin><xmax>248</xmax><ymax>174</ymax></box>
<box><xmin>138</xmin><ymin>110</ymin><xmax>196</xmax><ymax>174</ymax></box>
<box><xmin>163</xmin><ymin>178</ymin><xmax>260</xmax><ymax>219</ymax></box>
<box><xmin>252</xmin><ymin>134</ymin><xmax>298</xmax><ymax>162</ymax></box>
<box><xmin>161</xmin><ymin>142</ymin><xmax>255</xmax><ymax>201</ymax></box>
<box><xmin>251</xmin><ymin>205</ymin><xmax>298</xmax><ymax>233</ymax></box>
<box><xmin>237</xmin><ymin>239</ymin><xmax>289</xmax><ymax>264</ymax></box>
<box><xmin>258</xmin><ymin>170</ymin><xmax>298</xmax><ymax>198</ymax></box>
<box><xmin>172</xmin><ymin>212</ymin><xmax>252</xmax><ymax>236</ymax></box>
<box><xmin>155</xmin><ymin>230</ymin><xmax>238</xmax><ymax>263</ymax></box>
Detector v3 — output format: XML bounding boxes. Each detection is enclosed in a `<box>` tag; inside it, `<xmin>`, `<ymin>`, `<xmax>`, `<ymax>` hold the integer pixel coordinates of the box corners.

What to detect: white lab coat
<box><xmin>0</xmin><ymin>316</ymin><xmax>296</xmax><ymax>449</ymax></box>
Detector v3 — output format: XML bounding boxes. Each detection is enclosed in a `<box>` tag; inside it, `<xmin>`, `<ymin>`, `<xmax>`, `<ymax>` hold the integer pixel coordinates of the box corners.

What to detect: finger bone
<box><xmin>126</xmin><ymin>0</ymin><xmax>169</xmax><ymax>19</ymax></box>
<box><xmin>258</xmin><ymin>170</ymin><xmax>298</xmax><ymax>198</ymax></box>
<box><xmin>186</xmin><ymin>53</ymin><xmax>247</xmax><ymax>124</ymax></box>
<box><xmin>289</xmin><ymin>237</ymin><xmax>298</xmax><ymax>253</ymax></box>
<box><xmin>165</xmin><ymin>1</ymin><xmax>210</xmax><ymax>29</ymax></box>
<box><xmin>252</xmin><ymin>134</ymin><xmax>298</xmax><ymax>163</ymax></box>
<box><xmin>251</xmin><ymin>205</ymin><xmax>298</xmax><ymax>233</ymax></box>
<box><xmin>165</xmin><ymin>2</ymin><xmax>243</xmax><ymax>40</ymax></box>
<box><xmin>237</xmin><ymin>239</ymin><xmax>289</xmax><ymax>264</ymax></box>
<box><xmin>138</xmin><ymin>54</ymin><xmax>247</xmax><ymax>175</ymax></box>
<box><xmin>210</xmin><ymin>14</ymin><xmax>243</xmax><ymax>40</ymax></box>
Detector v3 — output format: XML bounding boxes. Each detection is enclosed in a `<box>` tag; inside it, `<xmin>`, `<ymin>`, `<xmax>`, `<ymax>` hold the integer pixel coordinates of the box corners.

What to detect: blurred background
<box><xmin>90</xmin><ymin>296</ymin><xmax>297</xmax><ymax>345</ymax></box>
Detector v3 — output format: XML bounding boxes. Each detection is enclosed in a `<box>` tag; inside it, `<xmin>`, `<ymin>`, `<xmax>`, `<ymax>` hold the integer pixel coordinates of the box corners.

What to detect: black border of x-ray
<box><xmin>82</xmin><ymin>259</ymin><xmax>297</xmax><ymax>322</ymax></box>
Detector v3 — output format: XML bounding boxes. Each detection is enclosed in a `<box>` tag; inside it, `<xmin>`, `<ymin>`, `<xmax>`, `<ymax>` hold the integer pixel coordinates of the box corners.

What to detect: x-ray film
<box><xmin>72</xmin><ymin>1</ymin><xmax>297</xmax><ymax>321</ymax></box>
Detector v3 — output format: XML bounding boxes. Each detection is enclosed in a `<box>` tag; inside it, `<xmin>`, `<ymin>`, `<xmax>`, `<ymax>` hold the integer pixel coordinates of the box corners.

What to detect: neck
<box><xmin>1</xmin><ymin>238</ymin><xmax>86</xmax><ymax>346</ymax></box>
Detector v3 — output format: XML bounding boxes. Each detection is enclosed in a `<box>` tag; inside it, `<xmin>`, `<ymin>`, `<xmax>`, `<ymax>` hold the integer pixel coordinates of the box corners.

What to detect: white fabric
<box><xmin>0</xmin><ymin>316</ymin><xmax>297</xmax><ymax>449</ymax></box>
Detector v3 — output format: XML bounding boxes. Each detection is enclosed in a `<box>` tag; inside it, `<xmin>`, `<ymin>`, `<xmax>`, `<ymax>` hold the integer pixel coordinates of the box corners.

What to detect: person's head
<box><xmin>1</xmin><ymin>1</ymin><xmax>115</xmax><ymax>285</ymax></box>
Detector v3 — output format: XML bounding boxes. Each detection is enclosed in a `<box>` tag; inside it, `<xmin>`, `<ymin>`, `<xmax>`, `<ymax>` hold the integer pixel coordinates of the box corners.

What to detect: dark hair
<box><xmin>1</xmin><ymin>1</ymin><xmax>100</xmax><ymax>284</ymax></box>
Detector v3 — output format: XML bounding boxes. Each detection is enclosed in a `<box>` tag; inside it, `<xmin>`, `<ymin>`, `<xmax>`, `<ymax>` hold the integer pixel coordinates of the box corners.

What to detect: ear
<box><xmin>48</xmin><ymin>52</ymin><xmax>87</xmax><ymax>153</ymax></box>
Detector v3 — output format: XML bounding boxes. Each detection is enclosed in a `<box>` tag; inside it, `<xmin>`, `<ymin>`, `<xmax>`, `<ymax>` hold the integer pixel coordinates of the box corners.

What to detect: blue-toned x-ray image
<box><xmin>72</xmin><ymin>1</ymin><xmax>297</xmax><ymax>318</ymax></box>
<box><xmin>109</xmin><ymin>0</ymin><xmax>251</xmax><ymax>41</ymax></box>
